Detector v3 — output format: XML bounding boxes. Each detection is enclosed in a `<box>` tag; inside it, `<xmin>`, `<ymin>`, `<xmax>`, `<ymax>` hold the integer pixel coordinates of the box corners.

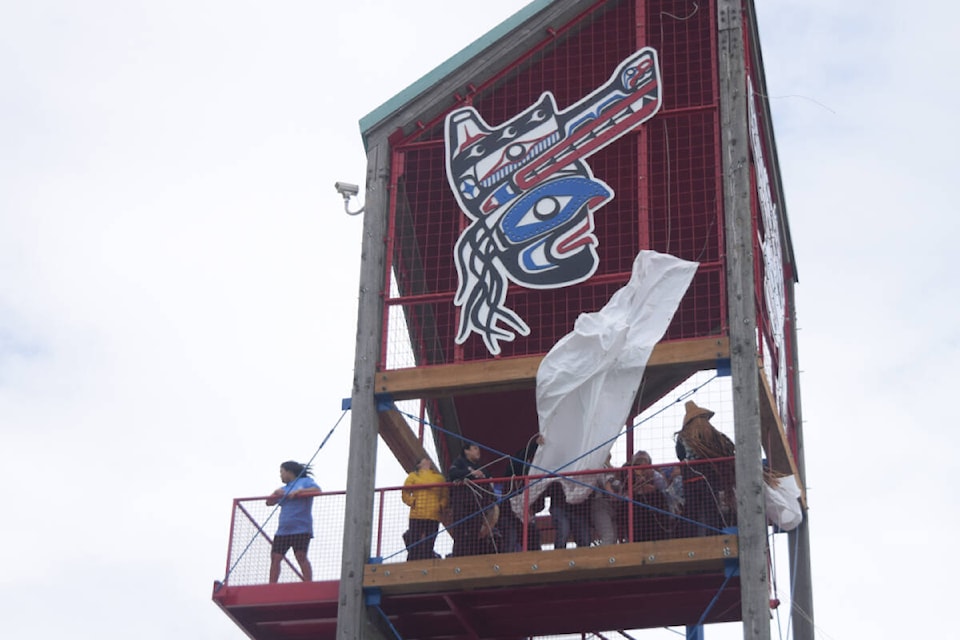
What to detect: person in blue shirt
<box><xmin>267</xmin><ymin>460</ymin><xmax>321</xmax><ymax>583</ymax></box>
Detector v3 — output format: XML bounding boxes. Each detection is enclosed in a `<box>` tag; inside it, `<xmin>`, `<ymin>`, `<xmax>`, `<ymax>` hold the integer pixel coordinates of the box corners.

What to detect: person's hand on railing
<box><xmin>265</xmin><ymin>486</ymin><xmax>321</xmax><ymax>505</ymax></box>
<box><xmin>287</xmin><ymin>488</ymin><xmax>321</xmax><ymax>499</ymax></box>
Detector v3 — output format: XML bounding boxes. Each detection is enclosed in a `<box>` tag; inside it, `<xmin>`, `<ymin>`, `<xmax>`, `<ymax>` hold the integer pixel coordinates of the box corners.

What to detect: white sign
<box><xmin>748</xmin><ymin>77</ymin><xmax>789</xmax><ymax>424</ymax></box>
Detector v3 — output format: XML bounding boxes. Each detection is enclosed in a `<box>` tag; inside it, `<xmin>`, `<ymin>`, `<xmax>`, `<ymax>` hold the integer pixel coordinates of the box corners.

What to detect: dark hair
<box><xmin>281</xmin><ymin>460</ymin><xmax>313</xmax><ymax>477</ymax></box>
<box><xmin>461</xmin><ymin>442</ymin><xmax>478</xmax><ymax>454</ymax></box>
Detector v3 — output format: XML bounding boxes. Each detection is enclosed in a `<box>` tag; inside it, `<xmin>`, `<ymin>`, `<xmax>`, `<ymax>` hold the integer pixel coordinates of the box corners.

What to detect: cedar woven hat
<box><xmin>682</xmin><ymin>400</ymin><xmax>715</xmax><ymax>427</ymax></box>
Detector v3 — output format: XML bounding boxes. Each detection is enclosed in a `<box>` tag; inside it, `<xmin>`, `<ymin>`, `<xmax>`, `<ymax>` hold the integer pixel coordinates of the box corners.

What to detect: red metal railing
<box><xmin>219</xmin><ymin>458</ymin><xmax>735</xmax><ymax>587</ymax></box>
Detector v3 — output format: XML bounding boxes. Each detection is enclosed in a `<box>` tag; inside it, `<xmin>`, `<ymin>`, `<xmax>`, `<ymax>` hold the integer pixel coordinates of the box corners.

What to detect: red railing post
<box><xmin>223</xmin><ymin>498</ymin><xmax>240</xmax><ymax>583</ymax></box>
<box><xmin>521</xmin><ymin>477</ymin><xmax>531</xmax><ymax>550</ymax></box>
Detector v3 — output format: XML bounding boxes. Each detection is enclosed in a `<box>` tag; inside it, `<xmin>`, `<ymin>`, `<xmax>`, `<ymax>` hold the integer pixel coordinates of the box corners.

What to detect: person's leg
<box><xmin>423</xmin><ymin>520</ymin><xmax>440</xmax><ymax>557</ymax></box>
<box><xmin>293</xmin><ymin>550</ymin><xmax>312</xmax><ymax>581</ymax></box>
<box><xmin>292</xmin><ymin>534</ymin><xmax>313</xmax><ymax>581</ymax></box>
<box><xmin>449</xmin><ymin>488</ymin><xmax>469</xmax><ymax>556</ymax></box>
<box><xmin>500</xmin><ymin>511</ymin><xmax>519</xmax><ymax>553</ymax></box>
<box><xmin>592</xmin><ymin>496</ymin><xmax>616</xmax><ymax>546</ymax></box>
<box><xmin>632</xmin><ymin>503</ymin><xmax>645</xmax><ymax>541</ymax></box>
<box><xmin>269</xmin><ymin>553</ymin><xmax>283</xmax><ymax>583</ymax></box>
<box><xmin>551</xmin><ymin>503</ymin><xmax>570</xmax><ymax>549</ymax></box>
<box><xmin>572</xmin><ymin>502</ymin><xmax>592</xmax><ymax>547</ymax></box>
<box><xmin>407</xmin><ymin>519</ymin><xmax>431</xmax><ymax>560</ymax></box>
<box><xmin>528</xmin><ymin>518</ymin><xmax>541</xmax><ymax>550</ymax></box>
<box><xmin>449</xmin><ymin>511</ymin><xmax>468</xmax><ymax>556</ymax></box>
<box><xmin>270</xmin><ymin>535</ymin><xmax>291</xmax><ymax>583</ymax></box>
<box><xmin>450</xmin><ymin>514</ymin><xmax>474</xmax><ymax>556</ymax></box>
<box><xmin>460</xmin><ymin>491</ymin><xmax>490</xmax><ymax>556</ymax></box>
<box><xmin>462</xmin><ymin>516</ymin><xmax>483</xmax><ymax>556</ymax></box>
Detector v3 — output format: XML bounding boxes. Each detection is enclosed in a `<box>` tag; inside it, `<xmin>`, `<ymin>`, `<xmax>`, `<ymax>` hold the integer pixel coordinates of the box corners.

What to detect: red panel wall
<box><xmin>383</xmin><ymin>0</ymin><xmax>725</xmax><ymax>369</ymax></box>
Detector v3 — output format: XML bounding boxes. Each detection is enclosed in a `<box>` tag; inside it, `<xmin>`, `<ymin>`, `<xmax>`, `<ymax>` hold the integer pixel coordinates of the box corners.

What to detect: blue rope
<box><xmin>402</xmin><ymin>372</ymin><xmax>717</xmax><ymax>481</ymax></box>
<box><xmin>374</xmin><ymin>605</ymin><xmax>404</xmax><ymax>639</ymax></box>
<box><xmin>694</xmin><ymin>570</ymin><xmax>734</xmax><ymax>627</ymax></box>
<box><xmin>216</xmin><ymin>409</ymin><xmax>349</xmax><ymax>589</ymax></box>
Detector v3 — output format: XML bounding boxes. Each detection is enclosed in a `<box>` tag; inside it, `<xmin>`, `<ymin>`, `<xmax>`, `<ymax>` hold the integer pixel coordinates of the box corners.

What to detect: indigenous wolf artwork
<box><xmin>445</xmin><ymin>48</ymin><xmax>663</xmax><ymax>355</ymax></box>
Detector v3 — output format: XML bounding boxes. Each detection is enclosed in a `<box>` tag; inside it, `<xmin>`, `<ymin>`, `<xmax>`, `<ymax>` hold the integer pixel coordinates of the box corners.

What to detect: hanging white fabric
<box><xmin>765</xmin><ymin>474</ymin><xmax>803</xmax><ymax>531</ymax></box>
<box><xmin>513</xmin><ymin>250</ymin><xmax>698</xmax><ymax>516</ymax></box>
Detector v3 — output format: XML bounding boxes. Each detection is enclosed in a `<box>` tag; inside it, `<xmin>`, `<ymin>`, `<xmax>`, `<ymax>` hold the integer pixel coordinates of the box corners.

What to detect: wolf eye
<box><xmin>501</xmin><ymin>126</ymin><xmax>517</xmax><ymax>139</ymax></box>
<box><xmin>533</xmin><ymin>197</ymin><xmax>560</xmax><ymax>220</ymax></box>
<box><xmin>505</xmin><ymin>143</ymin><xmax>526</xmax><ymax>160</ymax></box>
<box><xmin>530</xmin><ymin>109</ymin><xmax>547</xmax><ymax>122</ymax></box>
<box><xmin>467</xmin><ymin>145</ymin><xmax>486</xmax><ymax>158</ymax></box>
<box><xmin>501</xmin><ymin>176</ymin><xmax>611</xmax><ymax>244</ymax></box>
<box><xmin>510</xmin><ymin>196</ymin><xmax>572</xmax><ymax>231</ymax></box>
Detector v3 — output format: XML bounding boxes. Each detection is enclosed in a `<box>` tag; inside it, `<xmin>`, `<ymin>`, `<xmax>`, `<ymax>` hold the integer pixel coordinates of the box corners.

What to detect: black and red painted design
<box><xmin>445</xmin><ymin>48</ymin><xmax>663</xmax><ymax>355</ymax></box>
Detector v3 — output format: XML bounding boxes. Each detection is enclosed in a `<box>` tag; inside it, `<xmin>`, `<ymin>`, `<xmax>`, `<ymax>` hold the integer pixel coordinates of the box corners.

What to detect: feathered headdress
<box><xmin>678</xmin><ymin>401</ymin><xmax>735</xmax><ymax>459</ymax></box>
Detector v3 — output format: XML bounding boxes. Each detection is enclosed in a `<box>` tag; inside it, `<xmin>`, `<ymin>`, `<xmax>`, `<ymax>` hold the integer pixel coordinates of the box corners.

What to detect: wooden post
<box><xmin>336</xmin><ymin>138</ymin><xmax>391</xmax><ymax>640</ymax></box>
<box><xmin>787</xmin><ymin>291</ymin><xmax>815</xmax><ymax>640</ymax></box>
<box><xmin>788</xmin><ymin>451</ymin><xmax>815</xmax><ymax>640</ymax></box>
<box><xmin>717</xmin><ymin>1</ymin><xmax>771</xmax><ymax>639</ymax></box>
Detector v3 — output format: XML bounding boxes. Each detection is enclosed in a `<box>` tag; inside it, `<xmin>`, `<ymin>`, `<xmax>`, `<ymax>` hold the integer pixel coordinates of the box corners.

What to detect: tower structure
<box><xmin>213</xmin><ymin>2</ymin><xmax>812</xmax><ymax>638</ymax></box>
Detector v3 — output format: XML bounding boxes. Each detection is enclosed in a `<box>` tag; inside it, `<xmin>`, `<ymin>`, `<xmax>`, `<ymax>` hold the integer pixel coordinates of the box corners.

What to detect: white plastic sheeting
<box><xmin>765</xmin><ymin>474</ymin><xmax>803</xmax><ymax>531</ymax></box>
<box><xmin>514</xmin><ymin>251</ymin><xmax>698</xmax><ymax>515</ymax></box>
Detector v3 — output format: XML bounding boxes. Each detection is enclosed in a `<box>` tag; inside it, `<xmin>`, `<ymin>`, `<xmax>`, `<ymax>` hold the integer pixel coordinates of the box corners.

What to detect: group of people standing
<box><xmin>399</xmin><ymin>400</ymin><xmax>736</xmax><ymax>560</ymax></box>
<box><xmin>401</xmin><ymin>443</ymin><xmax>681</xmax><ymax>560</ymax></box>
<box><xmin>402</xmin><ymin>443</ymin><xmax>498</xmax><ymax>559</ymax></box>
<box><xmin>264</xmin><ymin>401</ymin><xmax>735</xmax><ymax>574</ymax></box>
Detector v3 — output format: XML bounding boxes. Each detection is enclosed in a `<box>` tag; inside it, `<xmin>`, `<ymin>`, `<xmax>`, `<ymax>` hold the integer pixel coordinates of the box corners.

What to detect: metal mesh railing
<box><xmin>222</xmin><ymin>491</ymin><xmax>347</xmax><ymax>586</ymax></box>
<box><xmin>220</xmin><ymin>457</ymin><xmax>735</xmax><ymax>586</ymax></box>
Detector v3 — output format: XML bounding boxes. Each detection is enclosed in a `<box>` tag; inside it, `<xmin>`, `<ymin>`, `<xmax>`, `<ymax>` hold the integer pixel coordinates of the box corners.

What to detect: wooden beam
<box><xmin>376</xmin><ymin>336</ymin><xmax>730</xmax><ymax>400</ymax></box>
<box><xmin>377</xmin><ymin>408</ymin><xmax>431</xmax><ymax>473</ymax></box>
<box><xmin>337</xmin><ymin>136</ymin><xmax>392</xmax><ymax>640</ymax></box>
<box><xmin>364</xmin><ymin>534</ymin><xmax>738</xmax><ymax>594</ymax></box>
<box><xmin>758</xmin><ymin>367</ymin><xmax>807</xmax><ymax>507</ymax></box>
<box><xmin>717</xmin><ymin>0</ymin><xmax>771</xmax><ymax>635</ymax></box>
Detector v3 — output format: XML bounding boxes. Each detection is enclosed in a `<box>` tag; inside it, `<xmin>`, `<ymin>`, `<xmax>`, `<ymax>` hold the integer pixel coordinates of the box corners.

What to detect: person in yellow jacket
<box><xmin>402</xmin><ymin>457</ymin><xmax>449</xmax><ymax>560</ymax></box>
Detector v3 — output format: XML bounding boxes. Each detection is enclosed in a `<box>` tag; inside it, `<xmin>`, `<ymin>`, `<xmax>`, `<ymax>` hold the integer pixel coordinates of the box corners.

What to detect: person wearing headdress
<box><xmin>266</xmin><ymin>460</ymin><xmax>321</xmax><ymax>582</ymax></box>
<box><xmin>675</xmin><ymin>401</ymin><xmax>736</xmax><ymax>536</ymax></box>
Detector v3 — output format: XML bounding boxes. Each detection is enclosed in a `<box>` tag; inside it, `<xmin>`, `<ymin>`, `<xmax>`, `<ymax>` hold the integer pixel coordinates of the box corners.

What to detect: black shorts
<box><xmin>272</xmin><ymin>533</ymin><xmax>312</xmax><ymax>555</ymax></box>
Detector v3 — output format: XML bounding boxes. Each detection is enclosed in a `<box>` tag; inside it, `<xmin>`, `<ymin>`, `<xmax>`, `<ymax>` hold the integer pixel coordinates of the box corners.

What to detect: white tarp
<box><xmin>515</xmin><ymin>250</ymin><xmax>698</xmax><ymax>513</ymax></box>
<box><xmin>765</xmin><ymin>474</ymin><xmax>803</xmax><ymax>531</ymax></box>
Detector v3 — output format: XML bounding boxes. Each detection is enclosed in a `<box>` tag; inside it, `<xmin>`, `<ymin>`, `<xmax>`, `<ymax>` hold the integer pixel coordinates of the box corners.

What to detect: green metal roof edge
<box><xmin>358</xmin><ymin>0</ymin><xmax>556</xmax><ymax>140</ymax></box>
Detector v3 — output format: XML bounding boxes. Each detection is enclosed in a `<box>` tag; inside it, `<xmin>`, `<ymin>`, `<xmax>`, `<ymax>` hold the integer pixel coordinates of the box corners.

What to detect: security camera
<box><xmin>335</xmin><ymin>182</ymin><xmax>360</xmax><ymax>198</ymax></box>
<box><xmin>334</xmin><ymin>180</ymin><xmax>364</xmax><ymax>216</ymax></box>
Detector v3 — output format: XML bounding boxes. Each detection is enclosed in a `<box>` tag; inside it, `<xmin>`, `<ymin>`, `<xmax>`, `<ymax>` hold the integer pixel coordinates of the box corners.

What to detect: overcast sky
<box><xmin>1</xmin><ymin>1</ymin><xmax>957</xmax><ymax>639</ymax></box>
